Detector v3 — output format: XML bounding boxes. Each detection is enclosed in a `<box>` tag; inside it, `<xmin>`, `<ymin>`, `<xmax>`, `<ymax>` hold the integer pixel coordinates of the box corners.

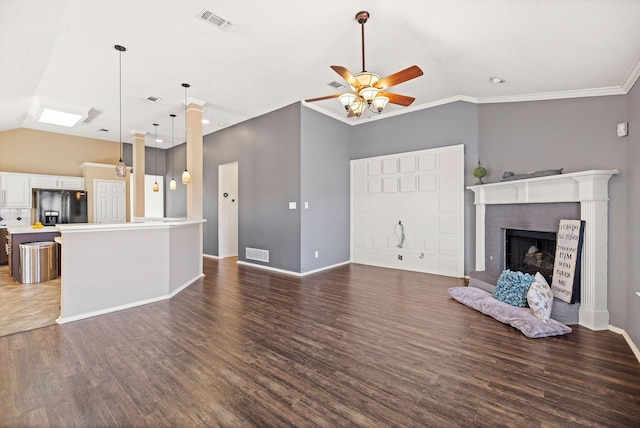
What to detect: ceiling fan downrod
<box><xmin>355</xmin><ymin>11</ymin><xmax>369</xmax><ymax>72</ymax></box>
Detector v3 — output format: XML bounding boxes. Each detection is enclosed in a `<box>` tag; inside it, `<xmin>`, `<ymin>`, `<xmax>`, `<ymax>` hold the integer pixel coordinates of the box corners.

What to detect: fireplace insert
<box><xmin>505</xmin><ymin>229</ymin><xmax>556</xmax><ymax>284</ymax></box>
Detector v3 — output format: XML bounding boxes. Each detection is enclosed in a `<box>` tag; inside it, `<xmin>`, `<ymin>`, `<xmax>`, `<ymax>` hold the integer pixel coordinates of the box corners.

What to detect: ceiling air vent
<box><xmin>327</xmin><ymin>81</ymin><xmax>347</xmax><ymax>90</ymax></box>
<box><xmin>197</xmin><ymin>9</ymin><xmax>232</xmax><ymax>31</ymax></box>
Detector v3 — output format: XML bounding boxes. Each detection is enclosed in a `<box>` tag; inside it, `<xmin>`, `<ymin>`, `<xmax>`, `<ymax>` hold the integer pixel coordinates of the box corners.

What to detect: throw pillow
<box><xmin>493</xmin><ymin>269</ymin><xmax>535</xmax><ymax>308</ymax></box>
<box><xmin>527</xmin><ymin>272</ymin><xmax>554</xmax><ymax>321</ymax></box>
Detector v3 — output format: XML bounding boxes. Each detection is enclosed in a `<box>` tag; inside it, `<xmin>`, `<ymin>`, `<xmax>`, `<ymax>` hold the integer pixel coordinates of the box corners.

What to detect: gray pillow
<box><xmin>448</xmin><ymin>286</ymin><xmax>572</xmax><ymax>338</ymax></box>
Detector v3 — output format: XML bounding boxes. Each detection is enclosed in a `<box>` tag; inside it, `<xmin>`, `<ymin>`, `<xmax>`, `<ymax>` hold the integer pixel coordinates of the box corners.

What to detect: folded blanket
<box><xmin>448</xmin><ymin>286</ymin><xmax>572</xmax><ymax>338</ymax></box>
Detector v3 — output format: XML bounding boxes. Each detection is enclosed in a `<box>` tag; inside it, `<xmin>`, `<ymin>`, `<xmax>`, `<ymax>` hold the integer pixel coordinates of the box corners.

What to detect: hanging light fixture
<box><xmin>169</xmin><ymin>114</ymin><xmax>177</xmax><ymax>191</ymax></box>
<box><xmin>152</xmin><ymin>123</ymin><xmax>159</xmax><ymax>192</ymax></box>
<box><xmin>305</xmin><ymin>11</ymin><xmax>422</xmax><ymax>118</ymax></box>
<box><xmin>114</xmin><ymin>45</ymin><xmax>127</xmax><ymax>178</ymax></box>
<box><xmin>181</xmin><ymin>83</ymin><xmax>191</xmax><ymax>184</ymax></box>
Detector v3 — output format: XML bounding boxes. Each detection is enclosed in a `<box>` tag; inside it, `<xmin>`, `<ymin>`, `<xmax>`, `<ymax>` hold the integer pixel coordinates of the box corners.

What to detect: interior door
<box><xmin>218</xmin><ymin>162</ymin><xmax>238</xmax><ymax>258</ymax></box>
<box><xmin>94</xmin><ymin>180</ymin><xmax>125</xmax><ymax>224</ymax></box>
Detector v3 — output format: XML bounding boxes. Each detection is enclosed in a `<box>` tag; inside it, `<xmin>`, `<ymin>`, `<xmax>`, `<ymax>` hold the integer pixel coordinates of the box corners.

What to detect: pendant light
<box><xmin>169</xmin><ymin>114</ymin><xmax>177</xmax><ymax>190</ymax></box>
<box><xmin>152</xmin><ymin>123</ymin><xmax>159</xmax><ymax>192</ymax></box>
<box><xmin>181</xmin><ymin>83</ymin><xmax>191</xmax><ymax>184</ymax></box>
<box><xmin>114</xmin><ymin>45</ymin><xmax>127</xmax><ymax>178</ymax></box>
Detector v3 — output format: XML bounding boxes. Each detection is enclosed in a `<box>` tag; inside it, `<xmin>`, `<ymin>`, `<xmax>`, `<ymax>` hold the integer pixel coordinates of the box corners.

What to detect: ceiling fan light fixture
<box><xmin>359</xmin><ymin>86</ymin><xmax>379</xmax><ymax>104</ymax></box>
<box><xmin>351</xmin><ymin>99</ymin><xmax>365</xmax><ymax>117</ymax></box>
<box><xmin>354</xmin><ymin>72</ymin><xmax>380</xmax><ymax>90</ymax></box>
<box><xmin>339</xmin><ymin>93</ymin><xmax>357</xmax><ymax>111</ymax></box>
<box><xmin>373</xmin><ymin>95</ymin><xmax>389</xmax><ymax>113</ymax></box>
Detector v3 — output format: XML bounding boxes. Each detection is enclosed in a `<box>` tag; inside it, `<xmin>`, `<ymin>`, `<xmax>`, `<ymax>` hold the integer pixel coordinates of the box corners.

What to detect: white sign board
<box><xmin>551</xmin><ymin>219</ymin><xmax>585</xmax><ymax>304</ymax></box>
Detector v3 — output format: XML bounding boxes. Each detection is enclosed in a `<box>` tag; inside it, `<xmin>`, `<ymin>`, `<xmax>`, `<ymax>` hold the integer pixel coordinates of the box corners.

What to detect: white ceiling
<box><xmin>1</xmin><ymin>0</ymin><xmax>639</xmax><ymax>148</ymax></box>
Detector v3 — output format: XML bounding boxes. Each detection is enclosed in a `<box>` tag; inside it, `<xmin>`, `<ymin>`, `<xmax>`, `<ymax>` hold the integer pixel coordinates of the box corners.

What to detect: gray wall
<box><xmin>165</xmin><ymin>143</ymin><xmax>187</xmax><ymax>218</ymax></box>
<box><xmin>351</xmin><ymin>101</ymin><xmax>480</xmax><ymax>274</ymax></box>
<box><xmin>626</xmin><ymin>81</ymin><xmax>640</xmax><ymax>347</ymax></box>
<box><xmin>300</xmin><ymin>107</ymin><xmax>352</xmax><ymax>272</ymax></box>
<box><xmin>202</xmin><ymin>103</ymin><xmax>302</xmax><ymax>272</ymax></box>
<box><xmin>478</xmin><ymin>96</ymin><xmax>629</xmax><ymax>328</ymax></box>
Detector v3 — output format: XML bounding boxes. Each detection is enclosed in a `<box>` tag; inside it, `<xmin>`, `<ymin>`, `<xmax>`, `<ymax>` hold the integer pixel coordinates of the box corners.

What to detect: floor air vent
<box><xmin>246</xmin><ymin>247</ymin><xmax>269</xmax><ymax>263</ymax></box>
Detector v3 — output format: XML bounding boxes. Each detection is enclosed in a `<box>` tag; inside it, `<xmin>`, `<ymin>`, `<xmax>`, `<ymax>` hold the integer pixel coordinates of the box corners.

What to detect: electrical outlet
<box><xmin>397</xmin><ymin>255</ymin><xmax>403</xmax><ymax>260</ymax></box>
<box><xmin>315</xmin><ymin>251</ymin><xmax>319</xmax><ymax>258</ymax></box>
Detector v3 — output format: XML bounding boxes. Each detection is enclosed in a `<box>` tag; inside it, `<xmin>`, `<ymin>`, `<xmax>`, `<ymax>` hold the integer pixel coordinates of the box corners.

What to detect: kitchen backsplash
<box><xmin>0</xmin><ymin>208</ymin><xmax>31</xmax><ymax>226</ymax></box>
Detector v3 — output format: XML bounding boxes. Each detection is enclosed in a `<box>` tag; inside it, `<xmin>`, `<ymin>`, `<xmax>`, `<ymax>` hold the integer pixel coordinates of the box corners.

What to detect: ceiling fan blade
<box><xmin>379</xmin><ymin>92</ymin><xmax>416</xmax><ymax>107</ymax></box>
<box><xmin>305</xmin><ymin>94</ymin><xmax>341</xmax><ymax>102</ymax></box>
<box><xmin>331</xmin><ymin>65</ymin><xmax>359</xmax><ymax>88</ymax></box>
<box><xmin>375</xmin><ymin>66</ymin><xmax>423</xmax><ymax>90</ymax></box>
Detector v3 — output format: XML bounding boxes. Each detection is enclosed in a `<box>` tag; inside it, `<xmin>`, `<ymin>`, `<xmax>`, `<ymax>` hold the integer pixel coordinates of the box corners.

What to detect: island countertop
<box><xmin>56</xmin><ymin>218</ymin><xmax>205</xmax><ymax>233</ymax></box>
<box><xmin>7</xmin><ymin>225</ymin><xmax>60</xmax><ymax>234</ymax></box>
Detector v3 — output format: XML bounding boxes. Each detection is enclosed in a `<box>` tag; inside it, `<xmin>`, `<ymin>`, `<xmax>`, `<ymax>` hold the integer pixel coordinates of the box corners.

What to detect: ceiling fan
<box><xmin>305</xmin><ymin>11</ymin><xmax>423</xmax><ymax>118</ymax></box>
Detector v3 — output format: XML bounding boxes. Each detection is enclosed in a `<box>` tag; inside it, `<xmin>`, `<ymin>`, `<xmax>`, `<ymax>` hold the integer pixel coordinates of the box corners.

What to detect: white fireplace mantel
<box><xmin>467</xmin><ymin>169</ymin><xmax>619</xmax><ymax>331</ymax></box>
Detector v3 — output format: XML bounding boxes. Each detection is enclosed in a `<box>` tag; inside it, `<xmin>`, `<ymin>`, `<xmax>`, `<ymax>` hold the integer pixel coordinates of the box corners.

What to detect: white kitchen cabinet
<box><xmin>0</xmin><ymin>173</ymin><xmax>31</xmax><ymax>208</ymax></box>
<box><xmin>31</xmin><ymin>175</ymin><xmax>84</xmax><ymax>190</ymax></box>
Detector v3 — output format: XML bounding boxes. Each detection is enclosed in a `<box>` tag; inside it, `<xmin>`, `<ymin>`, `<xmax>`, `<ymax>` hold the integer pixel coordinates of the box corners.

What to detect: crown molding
<box><xmin>621</xmin><ymin>55</ymin><xmax>640</xmax><ymax>93</ymax></box>
<box><xmin>477</xmin><ymin>86</ymin><xmax>627</xmax><ymax>104</ymax></box>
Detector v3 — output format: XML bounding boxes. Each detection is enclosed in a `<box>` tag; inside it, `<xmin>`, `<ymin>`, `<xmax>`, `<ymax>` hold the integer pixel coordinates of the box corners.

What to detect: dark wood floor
<box><xmin>1</xmin><ymin>257</ymin><xmax>639</xmax><ymax>427</ymax></box>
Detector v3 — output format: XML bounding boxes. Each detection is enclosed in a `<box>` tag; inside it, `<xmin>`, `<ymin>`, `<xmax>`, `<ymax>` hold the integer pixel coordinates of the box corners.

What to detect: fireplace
<box><xmin>505</xmin><ymin>229</ymin><xmax>556</xmax><ymax>284</ymax></box>
<box><xmin>468</xmin><ymin>169</ymin><xmax>619</xmax><ymax>330</ymax></box>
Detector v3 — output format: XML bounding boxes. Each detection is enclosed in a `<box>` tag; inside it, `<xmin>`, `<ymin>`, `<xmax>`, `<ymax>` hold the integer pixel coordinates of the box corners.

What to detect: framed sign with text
<box><xmin>551</xmin><ymin>219</ymin><xmax>585</xmax><ymax>304</ymax></box>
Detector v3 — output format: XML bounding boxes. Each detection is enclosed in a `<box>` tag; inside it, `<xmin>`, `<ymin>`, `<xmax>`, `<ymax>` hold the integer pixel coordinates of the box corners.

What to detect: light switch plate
<box><xmin>289</xmin><ymin>202</ymin><xmax>296</xmax><ymax>210</ymax></box>
<box><xmin>617</xmin><ymin>122</ymin><xmax>628</xmax><ymax>137</ymax></box>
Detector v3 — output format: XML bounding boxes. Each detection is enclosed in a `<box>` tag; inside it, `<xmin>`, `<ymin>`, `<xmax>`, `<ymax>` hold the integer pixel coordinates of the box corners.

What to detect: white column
<box><xmin>576</xmin><ymin>175</ymin><xmax>613</xmax><ymax>330</ymax></box>
<box><xmin>475</xmin><ymin>203</ymin><xmax>486</xmax><ymax>271</ymax></box>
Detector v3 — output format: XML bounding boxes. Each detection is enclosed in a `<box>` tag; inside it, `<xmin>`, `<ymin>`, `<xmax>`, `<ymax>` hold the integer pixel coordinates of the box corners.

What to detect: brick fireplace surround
<box><xmin>468</xmin><ymin>170</ymin><xmax>619</xmax><ymax>331</ymax></box>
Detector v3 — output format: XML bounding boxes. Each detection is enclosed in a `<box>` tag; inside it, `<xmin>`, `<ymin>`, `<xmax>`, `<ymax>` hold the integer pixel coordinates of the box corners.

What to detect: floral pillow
<box><xmin>493</xmin><ymin>269</ymin><xmax>535</xmax><ymax>307</ymax></box>
<box><xmin>527</xmin><ymin>272</ymin><xmax>554</xmax><ymax>321</ymax></box>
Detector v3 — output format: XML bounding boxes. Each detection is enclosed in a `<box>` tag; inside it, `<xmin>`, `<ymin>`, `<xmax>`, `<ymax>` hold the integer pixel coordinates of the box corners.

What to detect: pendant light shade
<box><xmin>169</xmin><ymin>114</ymin><xmax>177</xmax><ymax>191</ymax></box>
<box><xmin>181</xmin><ymin>83</ymin><xmax>191</xmax><ymax>185</ymax></box>
<box><xmin>152</xmin><ymin>123</ymin><xmax>159</xmax><ymax>192</ymax></box>
<box><xmin>114</xmin><ymin>45</ymin><xmax>127</xmax><ymax>178</ymax></box>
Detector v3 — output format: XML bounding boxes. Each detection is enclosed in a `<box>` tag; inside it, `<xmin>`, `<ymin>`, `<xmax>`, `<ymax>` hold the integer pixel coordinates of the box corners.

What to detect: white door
<box><xmin>94</xmin><ymin>180</ymin><xmax>126</xmax><ymax>224</ymax></box>
<box><xmin>351</xmin><ymin>145</ymin><xmax>464</xmax><ymax>277</ymax></box>
<box><xmin>218</xmin><ymin>162</ymin><xmax>238</xmax><ymax>258</ymax></box>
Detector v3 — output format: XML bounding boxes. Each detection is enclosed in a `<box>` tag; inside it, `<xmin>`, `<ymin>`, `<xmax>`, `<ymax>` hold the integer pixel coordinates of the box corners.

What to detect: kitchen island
<box><xmin>56</xmin><ymin>218</ymin><xmax>206</xmax><ymax>323</ymax></box>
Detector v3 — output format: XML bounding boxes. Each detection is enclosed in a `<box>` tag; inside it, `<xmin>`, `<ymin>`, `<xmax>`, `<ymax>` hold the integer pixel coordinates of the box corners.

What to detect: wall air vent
<box><xmin>197</xmin><ymin>9</ymin><xmax>232</xmax><ymax>31</ymax></box>
<box><xmin>246</xmin><ymin>247</ymin><xmax>269</xmax><ymax>263</ymax></box>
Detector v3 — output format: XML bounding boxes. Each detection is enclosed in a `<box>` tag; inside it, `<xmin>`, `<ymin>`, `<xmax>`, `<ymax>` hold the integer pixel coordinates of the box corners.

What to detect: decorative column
<box><xmin>185</xmin><ymin>100</ymin><xmax>205</xmax><ymax>219</ymax></box>
<box><xmin>131</xmin><ymin>130</ymin><xmax>146</xmax><ymax>218</ymax></box>
<box><xmin>575</xmin><ymin>174</ymin><xmax>615</xmax><ymax>330</ymax></box>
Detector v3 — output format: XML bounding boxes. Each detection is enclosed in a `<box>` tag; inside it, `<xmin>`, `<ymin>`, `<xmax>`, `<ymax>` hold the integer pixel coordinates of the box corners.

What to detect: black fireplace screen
<box><xmin>505</xmin><ymin>229</ymin><xmax>556</xmax><ymax>284</ymax></box>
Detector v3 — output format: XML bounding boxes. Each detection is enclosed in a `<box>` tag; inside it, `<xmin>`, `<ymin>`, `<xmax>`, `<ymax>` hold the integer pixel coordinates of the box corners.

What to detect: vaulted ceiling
<box><xmin>2</xmin><ymin>0</ymin><xmax>639</xmax><ymax>148</ymax></box>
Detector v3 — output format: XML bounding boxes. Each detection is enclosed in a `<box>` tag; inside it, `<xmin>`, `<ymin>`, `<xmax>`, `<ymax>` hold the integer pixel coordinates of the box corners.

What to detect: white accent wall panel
<box><xmin>351</xmin><ymin>145</ymin><xmax>464</xmax><ymax>277</ymax></box>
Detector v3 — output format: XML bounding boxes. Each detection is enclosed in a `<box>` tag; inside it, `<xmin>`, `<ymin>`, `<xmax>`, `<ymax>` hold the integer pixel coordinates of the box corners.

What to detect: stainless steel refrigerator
<box><xmin>33</xmin><ymin>189</ymin><xmax>88</xmax><ymax>225</ymax></box>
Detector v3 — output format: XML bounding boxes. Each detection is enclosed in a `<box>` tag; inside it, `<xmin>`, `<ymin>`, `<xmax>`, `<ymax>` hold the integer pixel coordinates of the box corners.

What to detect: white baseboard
<box><xmin>609</xmin><ymin>325</ymin><xmax>640</xmax><ymax>364</ymax></box>
<box><xmin>236</xmin><ymin>260</ymin><xmax>351</xmax><ymax>277</ymax></box>
<box><xmin>203</xmin><ymin>253</ymin><xmax>220</xmax><ymax>259</ymax></box>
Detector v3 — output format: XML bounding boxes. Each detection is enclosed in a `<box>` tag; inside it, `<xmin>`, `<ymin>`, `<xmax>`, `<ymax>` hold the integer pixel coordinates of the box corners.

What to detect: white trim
<box><xmin>169</xmin><ymin>273</ymin><xmax>204</xmax><ymax>297</ymax></box>
<box><xmin>621</xmin><ymin>55</ymin><xmax>640</xmax><ymax>93</ymax></box>
<box><xmin>302</xmin><ymin>77</ymin><xmax>639</xmax><ymax>125</ymax></box>
<box><xmin>609</xmin><ymin>325</ymin><xmax>640</xmax><ymax>364</ymax></box>
<box><xmin>203</xmin><ymin>253</ymin><xmax>220</xmax><ymax>259</ymax></box>
<box><xmin>236</xmin><ymin>260</ymin><xmax>351</xmax><ymax>277</ymax></box>
<box><xmin>477</xmin><ymin>86</ymin><xmax>627</xmax><ymax>104</ymax></box>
